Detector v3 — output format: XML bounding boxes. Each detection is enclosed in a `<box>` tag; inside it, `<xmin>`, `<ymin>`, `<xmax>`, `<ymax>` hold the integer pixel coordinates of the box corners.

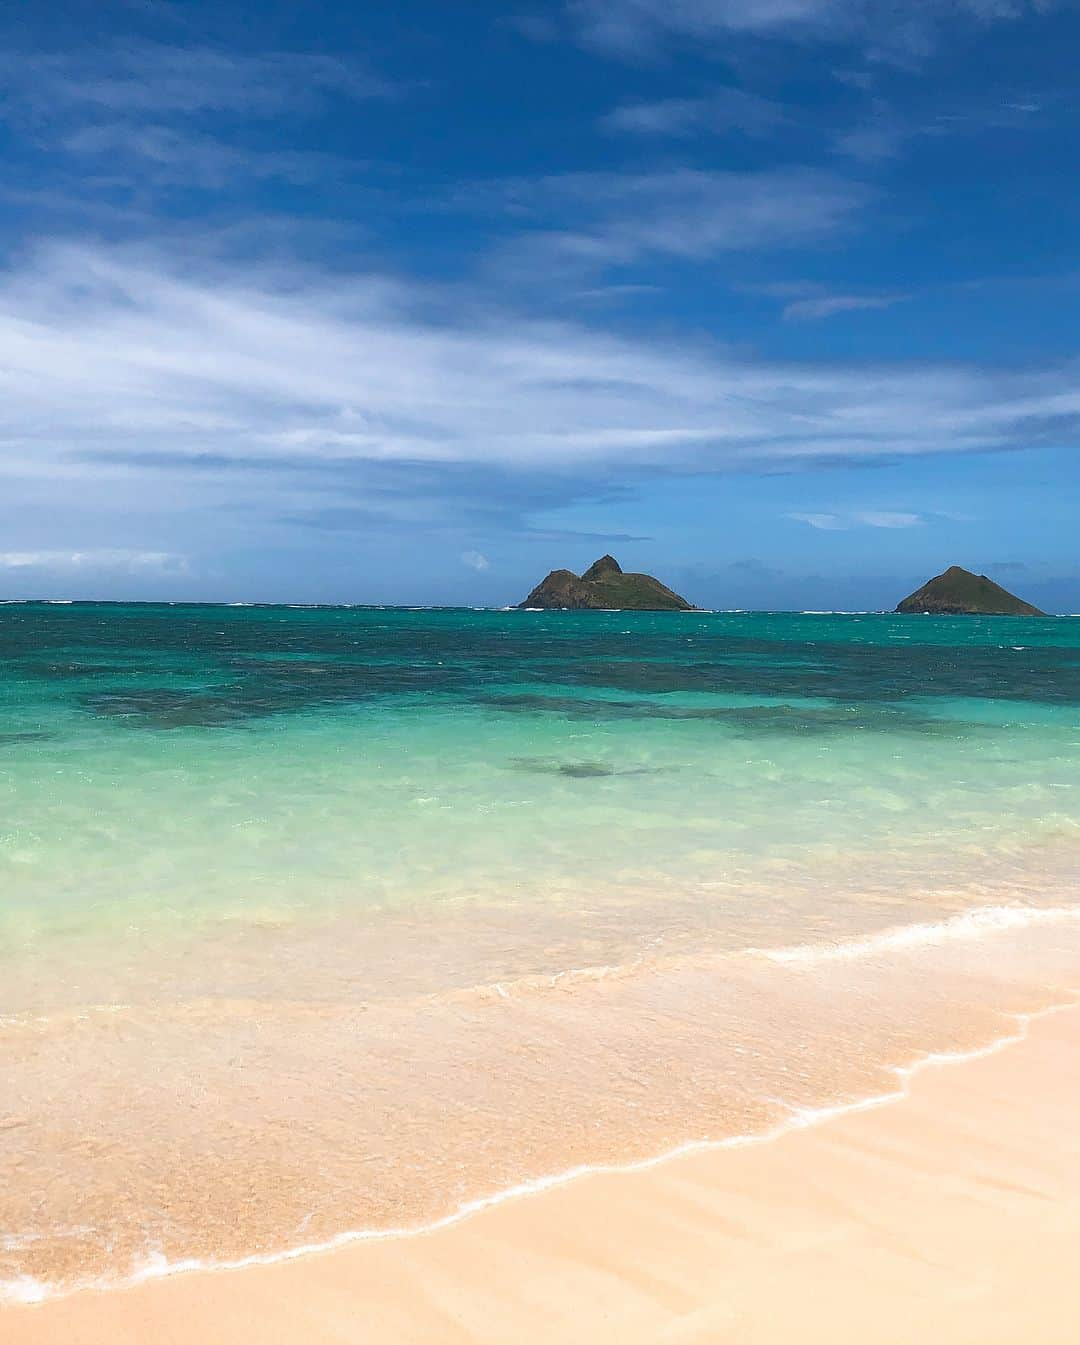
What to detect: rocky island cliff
<box><xmin>519</xmin><ymin>555</ymin><xmax>693</xmax><ymax>611</ymax></box>
<box><xmin>896</xmin><ymin>566</ymin><xmax>1044</xmax><ymax>616</ymax></box>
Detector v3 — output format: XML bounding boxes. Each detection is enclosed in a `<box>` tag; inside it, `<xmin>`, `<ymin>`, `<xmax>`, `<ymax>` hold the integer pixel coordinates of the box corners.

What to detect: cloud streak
<box><xmin>1</xmin><ymin>240</ymin><xmax>1078</xmax><ymax>533</ymax></box>
<box><xmin>788</xmin><ymin>512</ymin><xmax>848</xmax><ymax>530</ymax></box>
<box><xmin>0</xmin><ymin>40</ymin><xmax>393</xmax><ymax>120</ymax></box>
<box><xmin>467</xmin><ymin>167</ymin><xmax>871</xmax><ymax>274</ymax></box>
<box><xmin>58</xmin><ymin>123</ymin><xmax>370</xmax><ymax>191</ymax></box>
<box><xmin>601</xmin><ymin>90</ymin><xmax>786</xmax><ymax>138</ymax></box>
<box><xmin>0</xmin><ymin>549</ymin><xmax>188</xmax><ymax>572</ymax></box>
<box><xmin>568</xmin><ymin>0</ymin><xmax>1060</xmax><ymax>61</ymax></box>
<box><xmin>788</xmin><ymin>510</ymin><xmax>925</xmax><ymax>529</ymax></box>
<box><xmin>782</xmin><ymin>291</ymin><xmax>909</xmax><ymax>320</ymax></box>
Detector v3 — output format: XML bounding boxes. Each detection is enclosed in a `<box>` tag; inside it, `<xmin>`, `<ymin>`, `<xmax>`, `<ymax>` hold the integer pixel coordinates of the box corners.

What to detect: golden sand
<box><xmin>5</xmin><ymin>1003</ymin><xmax>1080</xmax><ymax>1344</ymax></box>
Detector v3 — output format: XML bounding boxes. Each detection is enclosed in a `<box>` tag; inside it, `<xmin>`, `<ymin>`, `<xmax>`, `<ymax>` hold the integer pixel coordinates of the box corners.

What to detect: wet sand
<box><xmin>5</xmin><ymin>1002</ymin><xmax>1080</xmax><ymax>1344</ymax></box>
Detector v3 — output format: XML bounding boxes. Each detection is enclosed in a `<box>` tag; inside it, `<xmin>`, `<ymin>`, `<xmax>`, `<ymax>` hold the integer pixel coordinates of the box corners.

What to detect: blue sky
<box><xmin>0</xmin><ymin>0</ymin><xmax>1077</xmax><ymax>609</ymax></box>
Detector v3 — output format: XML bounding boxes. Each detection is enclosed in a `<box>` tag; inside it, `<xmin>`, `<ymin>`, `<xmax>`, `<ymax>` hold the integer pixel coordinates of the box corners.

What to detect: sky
<box><xmin>0</xmin><ymin>0</ymin><xmax>1077</xmax><ymax>610</ymax></box>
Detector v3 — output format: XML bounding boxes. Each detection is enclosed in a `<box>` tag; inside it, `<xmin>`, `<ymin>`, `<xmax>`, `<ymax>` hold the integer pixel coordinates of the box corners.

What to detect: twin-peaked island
<box><xmin>519</xmin><ymin>557</ymin><xmax>1044</xmax><ymax>616</ymax></box>
<box><xmin>519</xmin><ymin>555</ymin><xmax>694</xmax><ymax>611</ymax></box>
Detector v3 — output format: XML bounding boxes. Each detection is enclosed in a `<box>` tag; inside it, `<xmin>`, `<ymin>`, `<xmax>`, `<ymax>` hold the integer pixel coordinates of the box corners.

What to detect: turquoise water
<box><xmin>3</xmin><ymin>603</ymin><xmax>1080</xmax><ymax>1295</ymax></box>
<box><xmin>4</xmin><ymin>603</ymin><xmax>1079</xmax><ymax>947</ymax></box>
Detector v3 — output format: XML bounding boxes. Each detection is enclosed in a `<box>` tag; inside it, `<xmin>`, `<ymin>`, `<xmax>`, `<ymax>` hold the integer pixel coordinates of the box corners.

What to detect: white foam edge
<box><xmin>4</xmin><ymin>993</ymin><xmax>1077</xmax><ymax>1308</ymax></box>
<box><xmin>754</xmin><ymin>902</ymin><xmax>1080</xmax><ymax>965</ymax></box>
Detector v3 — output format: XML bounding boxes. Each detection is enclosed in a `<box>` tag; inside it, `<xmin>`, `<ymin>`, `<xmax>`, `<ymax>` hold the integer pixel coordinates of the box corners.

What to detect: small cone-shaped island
<box><xmin>519</xmin><ymin>555</ymin><xmax>694</xmax><ymax>610</ymax></box>
<box><xmin>896</xmin><ymin>565</ymin><xmax>1044</xmax><ymax>616</ymax></box>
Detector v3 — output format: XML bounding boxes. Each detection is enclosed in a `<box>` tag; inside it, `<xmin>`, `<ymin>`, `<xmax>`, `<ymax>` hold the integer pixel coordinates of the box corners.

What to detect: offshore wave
<box><xmin>4</xmin><ymin>996</ymin><xmax>1076</xmax><ymax>1309</ymax></box>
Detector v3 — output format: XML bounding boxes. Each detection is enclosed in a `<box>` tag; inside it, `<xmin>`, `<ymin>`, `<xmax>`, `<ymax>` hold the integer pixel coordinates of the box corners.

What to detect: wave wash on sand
<box><xmin>4</xmin><ymin>897</ymin><xmax>1080</xmax><ymax>1302</ymax></box>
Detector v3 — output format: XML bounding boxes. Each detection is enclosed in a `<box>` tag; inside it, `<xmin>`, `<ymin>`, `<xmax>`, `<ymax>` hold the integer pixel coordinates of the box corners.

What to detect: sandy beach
<box><xmin>5</xmin><ymin>1001</ymin><xmax>1078</xmax><ymax>1344</ymax></box>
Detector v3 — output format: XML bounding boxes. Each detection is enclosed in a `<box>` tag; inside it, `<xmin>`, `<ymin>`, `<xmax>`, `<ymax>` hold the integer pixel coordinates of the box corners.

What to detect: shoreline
<box><xmin>6</xmin><ymin>998</ymin><xmax>1080</xmax><ymax>1342</ymax></box>
<box><xmin>4</xmin><ymin>897</ymin><xmax>1080</xmax><ymax>1306</ymax></box>
<box><xmin>5</xmin><ymin>967</ymin><xmax>1076</xmax><ymax>1308</ymax></box>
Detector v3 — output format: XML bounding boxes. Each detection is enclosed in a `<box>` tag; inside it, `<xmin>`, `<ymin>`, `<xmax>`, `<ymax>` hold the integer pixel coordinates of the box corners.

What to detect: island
<box><xmin>519</xmin><ymin>555</ymin><xmax>694</xmax><ymax>611</ymax></box>
<box><xmin>896</xmin><ymin>565</ymin><xmax>1045</xmax><ymax>616</ymax></box>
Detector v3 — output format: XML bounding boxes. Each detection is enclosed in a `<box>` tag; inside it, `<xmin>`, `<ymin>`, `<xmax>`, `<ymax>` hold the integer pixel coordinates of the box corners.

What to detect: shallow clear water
<box><xmin>2</xmin><ymin>603</ymin><xmax>1080</xmax><ymax>1297</ymax></box>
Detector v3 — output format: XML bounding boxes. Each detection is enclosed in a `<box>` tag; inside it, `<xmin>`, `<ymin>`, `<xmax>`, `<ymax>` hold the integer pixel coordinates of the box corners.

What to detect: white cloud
<box><xmin>0</xmin><ymin>550</ymin><xmax>188</xmax><ymax>572</ymax></box>
<box><xmin>853</xmin><ymin>510</ymin><xmax>923</xmax><ymax>528</ymax></box>
<box><xmin>601</xmin><ymin>90</ymin><xmax>786</xmax><ymax>138</ymax></box>
<box><xmin>833</xmin><ymin>93</ymin><xmax>1053</xmax><ymax>165</ymax></box>
<box><xmin>788</xmin><ymin>510</ymin><xmax>925</xmax><ymax>530</ymax></box>
<box><xmin>782</xmin><ymin>291</ymin><xmax>909</xmax><ymax>320</ymax></box>
<box><xmin>0</xmin><ymin>40</ymin><xmax>393</xmax><ymax>214</ymax></box>
<box><xmin>474</xmin><ymin>167</ymin><xmax>871</xmax><ymax>270</ymax></box>
<box><xmin>571</xmin><ymin>0</ymin><xmax>844</xmax><ymax>51</ymax></box>
<box><xmin>567</xmin><ymin>0</ymin><xmax>1057</xmax><ymax>61</ymax></box>
<box><xmin>0</xmin><ymin>41</ymin><xmax>393</xmax><ymax>119</ymax></box>
<box><xmin>461</xmin><ymin>549</ymin><xmax>491</xmax><ymax>571</ymax></box>
<box><xmin>0</xmin><ymin>240</ymin><xmax>1077</xmax><ymax>504</ymax></box>
<box><xmin>788</xmin><ymin>512</ymin><xmax>847</xmax><ymax>530</ymax></box>
<box><xmin>59</xmin><ymin>123</ymin><xmax>365</xmax><ymax>190</ymax></box>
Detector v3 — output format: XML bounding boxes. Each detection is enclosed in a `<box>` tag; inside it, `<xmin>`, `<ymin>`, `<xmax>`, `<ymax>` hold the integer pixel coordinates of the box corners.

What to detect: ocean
<box><xmin>2</xmin><ymin>602</ymin><xmax>1079</xmax><ymax>1299</ymax></box>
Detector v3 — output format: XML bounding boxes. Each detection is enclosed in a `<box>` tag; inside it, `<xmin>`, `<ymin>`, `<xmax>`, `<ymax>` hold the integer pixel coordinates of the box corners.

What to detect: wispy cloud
<box><xmin>566</xmin><ymin>0</ymin><xmax>1059</xmax><ymax>62</ymax></box>
<box><xmin>744</xmin><ymin>281</ymin><xmax>911</xmax><ymax>321</ymax></box>
<box><xmin>788</xmin><ymin>510</ymin><xmax>925</xmax><ymax>529</ymax></box>
<box><xmin>854</xmin><ymin>510</ymin><xmax>923</xmax><ymax>528</ymax></box>
<box><xmin>0</xmin><ymin>549</ymin><xmax>188</xmax><ymax>572</ymax></box>
<box><xmin>782</xmin><ymin>290</ymin><xmax>909</xmax><ymax>320</ymax></box>
<box><xmin>1</xmin><ymin>241</ymin><xmax>1078</xmax><ymax>513</ymax></box>
<box><xmin>0</xmin><ymin>40</ymin><xmax>393</xmax><ymax>120</ymax></box>
<box><xmin>833</xmin><ymin>121</ymin><xmax>908</xmax><ymax>162</ymax></box>
<box><xmin>0</xmin><ymin>39</ymin><xmax>395</xmax><ymax>214</ymax></box>
<box><xmin>59</xmin><ymin>123</ymin><xmax>370</xmax><ymax>190</ymax></box>
<box><xmin>834</xmin><ymin>91</ymin><xmax>1058</xmax><ymax>162</ymax></box>
<box><xmin>461</xmin><ymin>549</ymin><xmax>491</xmax><ymax>571</ymax></box>
<box><xmin>601</xmin><ymin>89</ymin><xmax>786</xmax><ymax>138</ymax></box>
<box><xmin>467</xmin><ymin>167</ymin><xmax>871</xmax><ymax>274</ymax></box>
<box><xmin>0</xmin><ymin>39</ymin><xmax>398</xmax><ymax>236</ymax></box>
<box><xmin>788</xmin><ymin>512</ymin><xmax>847</xmax><ymax>530</ymax></box>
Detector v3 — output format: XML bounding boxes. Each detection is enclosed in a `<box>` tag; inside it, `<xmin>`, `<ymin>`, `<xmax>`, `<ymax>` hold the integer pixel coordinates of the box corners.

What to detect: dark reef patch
<box><xmin>489</xmin><ymin>694</ymin><xmax>981</xmax><ymax>737</ymax></box>
<box><xmin>78</xmin><ymin>661</ymin><xmax>473</xmax><ymax>727</ymax></box>
<box><xmin>79</xmin><ymin>689</ymin><xmax>255</xmax><ymax>729</ymax></box>
<box><xmin>507</xmin><ymin>756</ymin><xmax>661</xmax><ymax>778</ymax></box>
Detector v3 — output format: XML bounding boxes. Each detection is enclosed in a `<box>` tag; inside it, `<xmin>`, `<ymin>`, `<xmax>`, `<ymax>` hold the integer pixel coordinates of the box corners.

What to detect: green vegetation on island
<box><xmin>519</xmin><ymin>555</ymin><xmax>694</xmax><ymax>611</ymax></box>
<box><xmin>896</xmin><ymin>566</ymin><xmax>1044</xmax><ymax>616</ymax></box>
